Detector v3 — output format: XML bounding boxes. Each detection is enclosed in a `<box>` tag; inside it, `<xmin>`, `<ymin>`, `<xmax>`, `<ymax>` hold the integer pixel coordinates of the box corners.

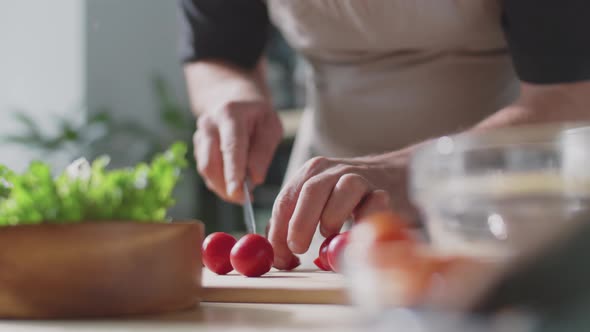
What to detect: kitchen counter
<box><xmin>0</xmin><ymin>303</ymin><xmax>362</xmax><ymax>332</ymax></box>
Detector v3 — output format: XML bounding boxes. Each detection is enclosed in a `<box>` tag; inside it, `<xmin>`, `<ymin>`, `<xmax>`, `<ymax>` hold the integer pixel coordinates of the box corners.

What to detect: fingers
<box><xmin>268</xmin><ymin>157</ymin><xmax>332</xmax><ymax>268</ymax></box>
<box><xmin>269</xmin><ymin>162</ymin><xmax>393</xmax><ymax>269</ymax></box>
<box><xmin>354</xmin><ymin>190</ymin><xmax>392</xmax><ymax>221</ymax></box>
<box><xmin>268</xmin><ymin>195</ymin><xmax>299</xmax><ymax>269</ymax></box>
<box><xmin>320</xmin><ymin>174</ymin><xmax>373</xmax><ymax>237</ymax></box>
<box><xmin>194</xmin><ymin>117</ymin><xmax>229</xmax><ymax>200</ymax></box>
<box><xmin>218</xmin><ymin>109</ymin><xmax>249</xmax><ymax>202</ymax></box>
<box><xmin>248</xmin><ymin>114</ymin><xmax>283</xmax><ymax>186</ymax></box>
<box><xmin>265</xmin><ymin>152</ymin><xmax>411</xmax><ymax>272</ymax></box>
<box><xmin>287</xmin><ymin>174</ymin><xmax>339</xmax><ymax>254</ymax></box>
<box><xmin>194</xmin><ymin>99</ymin><xmax>282</xmax><ymax>204</ymax></box>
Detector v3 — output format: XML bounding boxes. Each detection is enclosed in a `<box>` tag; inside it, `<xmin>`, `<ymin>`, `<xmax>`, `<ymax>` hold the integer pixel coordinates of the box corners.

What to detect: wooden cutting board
<box><xmin>201</xmin><ymin>269</ymin><xmax>349</xmax><ymax>305</ymax></box>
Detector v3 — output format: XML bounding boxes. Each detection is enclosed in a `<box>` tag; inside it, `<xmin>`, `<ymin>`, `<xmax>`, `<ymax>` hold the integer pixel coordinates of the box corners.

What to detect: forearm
<box><xmin>474</xmin><ymin>82</ymin><xmax>590</xmax><ymax>130</ymax></box>
<box><xmin>364</xmin><ymin>81</ymin><xmax>590</xmax><ymax>169</ymax></box>
<box><xmin>183</xmin><ymin>59</ymin><xmax>270</xmax><ymax>116</ymax></box>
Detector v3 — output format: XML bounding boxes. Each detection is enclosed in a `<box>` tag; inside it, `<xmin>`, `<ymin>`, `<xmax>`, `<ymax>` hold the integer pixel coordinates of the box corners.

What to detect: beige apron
<box><xmin>267</xmin><ymin>0</ymin><xmax>520</xmax><ymax>266</ymax></box>
<box><xmin>268</xmin><ymin>0</ymin><xmax>519</xmax><ymax>177</ymax></box>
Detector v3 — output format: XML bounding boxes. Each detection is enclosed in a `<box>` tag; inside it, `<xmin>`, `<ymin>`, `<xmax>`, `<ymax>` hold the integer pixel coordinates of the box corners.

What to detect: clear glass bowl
<box><xmin>410</xmin><ymin>123</ymin><xmax>590</xmax><ymax>260</ymax></box>
<box><xmin>343</xmin><ymin>123</ymin><xmax>590</xmax><ymax>319</ymax></box>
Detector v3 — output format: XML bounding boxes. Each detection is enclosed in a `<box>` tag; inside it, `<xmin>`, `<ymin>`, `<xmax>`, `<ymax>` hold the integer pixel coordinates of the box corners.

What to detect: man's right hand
<box><xmin>193</xmin><ymin>99</ymin><xmax>283</xmax><ymax>204</ymax></box>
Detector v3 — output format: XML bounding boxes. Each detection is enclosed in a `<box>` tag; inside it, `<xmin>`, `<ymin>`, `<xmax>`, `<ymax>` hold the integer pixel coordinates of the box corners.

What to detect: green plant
<box><xmin>0</xmin><ymin>75</ymin><xmax>234</xmax><ymax>229</ymax></box>
<box><xmin>1</xmin><ymin>74</ymin><xmax>196</xmax><ymax>165</ymax></box>
<box><xmin>1</xmin><ymin>109</ymin><xmax>108</xmax><ymax>156</ymax></box>
<box><xmin>0</xmin><ymin>142</ymin><xmax>187</xmax><ymax>225</ymax></box>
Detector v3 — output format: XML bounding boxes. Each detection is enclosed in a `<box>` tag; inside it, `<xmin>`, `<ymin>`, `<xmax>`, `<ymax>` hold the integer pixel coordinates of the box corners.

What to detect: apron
<box><xmin>268</xmin><ymin>0</ymin><xmax>519</xmax><ymax>178</ymax></box>
<box><xmin>266</xmin><ymin>0</ymin><xmax>520</xmax><ymax>266</ymax></box>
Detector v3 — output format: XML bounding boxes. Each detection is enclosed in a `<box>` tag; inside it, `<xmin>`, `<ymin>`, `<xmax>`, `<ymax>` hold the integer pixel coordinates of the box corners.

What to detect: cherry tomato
<box><xmin>371</xmin><ymin>245</ymin><xmax>478</xmax><ymax>305</ymax></box>
<box><xmin>202</xmin><ymin>232</ymin><xmax>237</xmax><ymax>275</ymax></box>
<box><xmin>316</xmin><ymin>235</ymin><xmax>336</xmax><ymax>271</ymax></box>
<box><xmin>314</xmin><ymin>257</ymin><xmax>331</xmax><ymax>271</ymax></box>
<box><xmin>353</xmin><ymin>212</ymin><xmax>414</xmax><ymax>245</ymax></box>
<box><xmin>396</xmin><ymin>255</ymin><xmax>472</xmax><ymax>305</ymax></box>
<box><xmin>397</xmin><ymin>256</ymin><xmax>437</xmax><ymax>305</ymax></box>
<box><xmin>314</xmin><ymin>235</ymin><xmax>336</xmax><ymax>271</ymax></box>
<box><xmin>327</xmin><ymin>232</ymin><xmax>350</xmax><ymax>272</ymax></box>
<box><xmin>230</xmin><ymin>234</ymin><xmax>274</xmax><ymax>277</ymax></box>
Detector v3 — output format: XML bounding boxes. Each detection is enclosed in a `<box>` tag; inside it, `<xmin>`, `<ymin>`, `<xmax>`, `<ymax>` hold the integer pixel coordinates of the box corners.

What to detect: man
<box><xmin>179</xmin><ymin>0</ymin><xmax>590</xmax><ymax>269</ymax></box>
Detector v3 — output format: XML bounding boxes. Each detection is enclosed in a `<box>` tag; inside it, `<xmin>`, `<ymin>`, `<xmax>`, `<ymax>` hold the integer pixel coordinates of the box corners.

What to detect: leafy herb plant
<box><xmin>0</xmin><ymin>142</ymin><xmax>187</xmax><ymax>225</ymax></box>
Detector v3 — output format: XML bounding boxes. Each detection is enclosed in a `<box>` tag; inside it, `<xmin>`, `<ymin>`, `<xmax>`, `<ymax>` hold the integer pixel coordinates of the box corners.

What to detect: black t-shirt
<box><xmin>178</xmin><ymin>0</ymin><xmax>590</xmax><ymax>84</ymax></box>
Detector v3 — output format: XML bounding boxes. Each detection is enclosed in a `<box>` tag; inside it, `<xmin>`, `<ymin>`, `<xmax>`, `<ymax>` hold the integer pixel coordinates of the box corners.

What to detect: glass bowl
<box><xmin>410</xmin><ymin>123</ymin><xmax>590</xmax><ymax>260</ymax></box>
<box><xmin>342</xmin><ymin>123</ymin><xmax>590</xmax><ymax>319</ymax></box>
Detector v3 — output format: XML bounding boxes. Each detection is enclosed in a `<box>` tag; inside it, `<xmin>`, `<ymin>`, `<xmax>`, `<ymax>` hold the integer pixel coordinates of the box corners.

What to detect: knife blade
<box><xmin>243</xmin><ymin>177</ymin><xmax>257</xmax><ymax>234</ymax></box>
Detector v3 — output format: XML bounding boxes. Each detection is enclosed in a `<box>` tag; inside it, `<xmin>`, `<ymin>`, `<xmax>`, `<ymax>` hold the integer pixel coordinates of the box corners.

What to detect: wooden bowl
<box><xmin>0</xmin><ymin>221</ymin><xmax>203</xmax><ymax>319</ymax></box>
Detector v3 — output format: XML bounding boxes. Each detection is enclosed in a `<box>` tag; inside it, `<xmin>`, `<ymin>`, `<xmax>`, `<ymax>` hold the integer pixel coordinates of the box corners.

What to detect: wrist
<box><xmin>184</xmin><ymin>60</ymin><xmax>271</xmax><ymax>115</ymax></box>
<box><xmin>356</xmin><ymin>145</ymin><xmax>416</xmax><ymax>168</ymax></box>
<box><xmin>474</xmin><ymin>81</ymin><xmax>590</xmax><ymax>130</ymax></box>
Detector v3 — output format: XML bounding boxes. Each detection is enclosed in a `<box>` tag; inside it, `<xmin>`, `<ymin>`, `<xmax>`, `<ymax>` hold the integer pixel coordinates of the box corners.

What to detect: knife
<box><xmin>242</xmin><ymin>177</ymin><xmax>257</xmax><ymax>234</ymax></box>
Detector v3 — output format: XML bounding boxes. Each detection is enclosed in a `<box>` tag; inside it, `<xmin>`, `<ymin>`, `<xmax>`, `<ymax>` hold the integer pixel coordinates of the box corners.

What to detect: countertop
<box><xmin>0</xmin><ymin>303</ymin><xmax>363</xmax><ymax>332</ymax></box>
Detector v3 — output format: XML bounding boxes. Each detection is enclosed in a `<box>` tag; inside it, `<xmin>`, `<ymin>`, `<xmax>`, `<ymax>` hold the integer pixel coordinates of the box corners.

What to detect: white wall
<box><xmin>0</xmin><ymin>0</ymin><xmax>190</xmax><ymax>167</ymax></box>
<box><xmin>86</xmin><ymin>0</ymin><xmax>190</xmax><ymax>162</ymax></box>
<box><xmin>0</xmin><ymin>0</ymin><xmax>85</xmax><ymax>171</ymax></box>
<box><xmin>85</xmin><ymin>0</ymin><xmax>195</xmax><ymax>218</ymax></box>
<box><xmin>0</xmin><ymin>1</ymin><xmax>196</xmax><ymax>217</ymax></box>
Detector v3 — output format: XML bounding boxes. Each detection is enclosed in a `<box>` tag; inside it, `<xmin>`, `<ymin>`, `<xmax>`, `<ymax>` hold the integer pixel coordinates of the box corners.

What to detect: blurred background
<box><xmin>0</xmin><ymin>0</ymin><xmax>304</xmax><ymax>234</ymax></box>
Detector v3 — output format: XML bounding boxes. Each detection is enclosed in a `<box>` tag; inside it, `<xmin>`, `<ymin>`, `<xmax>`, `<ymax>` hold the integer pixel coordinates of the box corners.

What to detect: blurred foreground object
<box><xmin>345</xmin><ymin>124</ymin><xmax>590</xmax><ymax>331</ymax></box>
<box><xmin>411</xmin><ymin>123</ymin><xmax>590</xmax><ymax>260</ymax></box>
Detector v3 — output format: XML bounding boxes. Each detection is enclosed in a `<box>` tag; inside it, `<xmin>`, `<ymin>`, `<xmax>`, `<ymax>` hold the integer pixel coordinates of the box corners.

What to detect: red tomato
<box><xmin>327</xmin><ymin>232</ymin><xmax>350</xmax><ymax>272</ymax></box>
<box><xmin>202</xmin><ymin>232</ymin><xmax>237</xmax><ymax>275</ymax></box>
<box><xmin>354</xmin><ymin>212</ymin><xmax>414</xmax><ymax>245</ymax></box>
<box><xmin>316</xmin><ymin>235</ymin><xmax>336</xmax><ymax>271</ymax></box>
<box><xmin>230</xmin><ymin>234</ymin><xmax>274</xmax><ymax>277</ymax></box>
<box><xmin>397</xmin><ymin>255</ymin><xmax>467</xmax><ymax>305</ymax></box>
<box><xmin>314</xmin><ymin>257</ymin><xmax>331</xmax><ymax>271</ymax></box>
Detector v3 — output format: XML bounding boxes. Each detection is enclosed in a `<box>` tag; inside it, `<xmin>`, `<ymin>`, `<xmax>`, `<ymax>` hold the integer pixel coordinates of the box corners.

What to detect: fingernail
<box><xmin>227</xmin><ymin>181</ymin><xmax>238</xmax><ymax>196</ymax></box>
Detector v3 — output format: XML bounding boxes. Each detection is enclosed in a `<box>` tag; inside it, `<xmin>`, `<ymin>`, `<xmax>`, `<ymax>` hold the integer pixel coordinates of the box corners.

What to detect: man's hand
<box><xmin>185</xmin><ymin>60</ymin><xmax>282</xmax><ymax>203</ymax></box>
<box><xmin>194</xmin><ymin>100</ymin><xmax>283</xmax><ymax>203</ymax></box>
<box><xmin>267</xmin><ymin>152</ymin><xmax>420</xmax><ymax>269</ymax></box>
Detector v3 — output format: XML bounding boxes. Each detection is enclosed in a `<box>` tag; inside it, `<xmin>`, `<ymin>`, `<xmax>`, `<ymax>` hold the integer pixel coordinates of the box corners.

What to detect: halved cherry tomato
<box><xmin>202</xmin><ymin>232</ymin><xmax>237</xmax><ymax>275</ymax></box>
<box><xmin>353</xmin><ymin>212</ymin><xmax>414</xmax><ymax>245</ymax></box>
<box><xmin>369</xmin><ymin>243</ymin><xmax>479</xmax><ymax>306</ymax></box>
<box><xmin>316</xmin><ymin>235</ymin><xmax>336</xmax><ymax>271</ymax></box>
<box><xmin>314</xmin><ymin>257</ymin><xmax>331</xmax><ymax>271</ymax></box>
<box><xmin>230</xmin><ymin>234</ymin><xmax>274</xmax><ymax>277</ymax></box>
<box><xmin>397</xmin><ymin>255</ymin><xmax>478</xmax><ymax>305</ymax></box>
<box><xmin>327</xmin><ymin>231</ymin><xmax>350</xmax><ymax>272</ymax></box>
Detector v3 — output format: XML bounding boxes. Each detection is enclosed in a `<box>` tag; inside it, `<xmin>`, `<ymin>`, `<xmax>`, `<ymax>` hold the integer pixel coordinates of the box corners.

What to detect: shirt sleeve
<box><xmin>502</xmin><ymin>0</ymin><xmax>590</xmax><ymax>84</ymax></box>
<box><xmin>177</xmin><ymin>0</ymin><xmax>270</xmax><ymax>69</ymax></box>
